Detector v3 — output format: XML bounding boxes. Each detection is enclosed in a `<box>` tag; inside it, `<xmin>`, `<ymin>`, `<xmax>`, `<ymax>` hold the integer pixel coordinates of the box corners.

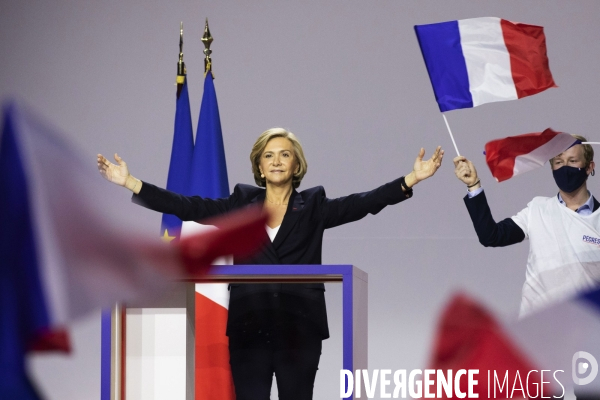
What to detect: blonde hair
<box><xmin>550</xmin><ymin>134</ymin><xmax>594</xmax><ymax>168</ymax></box>
<box><xmin>250</xmin><ymin>128</ymin><xmax>308</xmax><ymax>188</ymax></box>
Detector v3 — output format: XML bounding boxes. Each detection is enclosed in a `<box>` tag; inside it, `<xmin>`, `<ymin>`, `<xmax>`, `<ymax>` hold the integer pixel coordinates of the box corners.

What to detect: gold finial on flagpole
<box><xmin>176</xmin><ymin>22</ymin><xmax>186</xmax><ymax>87</ymax></box>
<box><xmin>201</xmin><ymin>18</ymin><xmax>213</xmax><ymax>76</ymax></box>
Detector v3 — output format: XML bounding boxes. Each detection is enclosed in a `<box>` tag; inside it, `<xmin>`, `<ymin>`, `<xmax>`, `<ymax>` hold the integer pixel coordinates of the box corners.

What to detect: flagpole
<box><xmin>442</xmin><ymin>113</ymin><xmax>460</xmax><ymax>156</ymax></box>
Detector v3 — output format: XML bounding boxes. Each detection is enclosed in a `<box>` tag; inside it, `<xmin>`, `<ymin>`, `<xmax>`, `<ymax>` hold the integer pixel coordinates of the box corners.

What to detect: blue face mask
<box><xmin>552</xmin><ymin>165</ymin><xmax>589</xmax><ymax>193</ymax></box>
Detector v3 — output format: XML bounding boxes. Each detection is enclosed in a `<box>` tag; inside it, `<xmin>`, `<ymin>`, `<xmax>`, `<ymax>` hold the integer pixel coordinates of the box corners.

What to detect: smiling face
<box><xmin>259</xmin><ymin>137</ymin><xmax>299</xmax><ymax>188</ymax></box>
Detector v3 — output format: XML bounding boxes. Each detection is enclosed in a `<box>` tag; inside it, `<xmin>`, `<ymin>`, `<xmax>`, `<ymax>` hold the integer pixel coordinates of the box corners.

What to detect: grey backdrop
<box><xmin>2</xmin><ymin>1</ymin><xmax>600</xmax><ymax>399</ymax></box>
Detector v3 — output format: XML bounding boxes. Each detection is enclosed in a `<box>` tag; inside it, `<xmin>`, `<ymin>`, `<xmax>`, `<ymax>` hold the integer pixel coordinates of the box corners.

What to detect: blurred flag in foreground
<box><xmin>429</xmin><ymin>294</ymin><xmax>554</xmax><ymax>399</ymax></box>
<box><xmin>0</xmin><ymin>102</ymin><xmax>267</xmax><ymax>400</ymax></box>
<box><xmin>415</xmin><ymin>17</ymin><xmax>556</xmax><ymax>112</ymax></box>
<box><xmin>485</xmin><ymin>128</ymin><xmax>578</xmax><ymax>182</ymax></box>
<box><xmin>429</xmin><ymin>290</ymin><xmax>600</xmax><ymax>399</ymax></box>
<box><xmin>510</xmin><ymin>289</ymin><xmax>600</xmax><ymax>397</ymax></box>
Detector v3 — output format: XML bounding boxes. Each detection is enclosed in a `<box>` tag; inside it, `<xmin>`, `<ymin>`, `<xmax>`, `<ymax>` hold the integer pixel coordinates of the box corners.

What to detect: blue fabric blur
<box><xmin>581</xmin><ymin>287</ymin><xmax>600</xmax><ymax>314</ymax></box>
<box><xmin>0</xmin><ymin>104</ymin><xmax>48</xmax><ymax>400</ymax></box>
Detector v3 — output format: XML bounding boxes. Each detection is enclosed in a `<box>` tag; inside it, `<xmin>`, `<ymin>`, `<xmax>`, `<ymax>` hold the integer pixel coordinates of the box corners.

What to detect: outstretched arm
<box><xmin>97</xmin><ymin>153</ymin><xmax>142</xmax><ymax>194</ymax></box>
<box><xmin>97</xmin><ymin>153</ymin><xmax>234</xmax><ymax>221</ymax></box>
<box><xmin>322</xmin><ymin>147</ymin><xmax>444</xmax><ymax>229</ymax></box>
<box><xmin>453</xmin><ymin>156</ymin><xmax>525</xmax><ymax>247</ymax></box>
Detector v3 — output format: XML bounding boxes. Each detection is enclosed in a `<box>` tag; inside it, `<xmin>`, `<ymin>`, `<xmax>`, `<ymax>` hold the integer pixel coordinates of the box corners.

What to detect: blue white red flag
<box><xmin>415</xmin><ymin>17</ymin><xmax>556</xmax><ymax>112</ymax></box>
<box><xmin>485</xmin><ymin>128</ymin><xmax>578</xmax><ymax>182</ymax></box>
<box><xmin>0</xmin><ymin>102</ymin><xmax>266</xmax><ymax>400</ymax></box>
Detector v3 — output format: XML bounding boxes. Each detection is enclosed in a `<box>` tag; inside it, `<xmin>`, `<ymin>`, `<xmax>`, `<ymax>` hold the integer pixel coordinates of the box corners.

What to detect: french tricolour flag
<box><xmin>0</xmin><ymin>102</ymin><xmax>266</xmax><ymax>400</ymax></box>
<box><xmin>415</xmin><ymin>17</ymin><xmax>556</xmax><ymax>112</ymax></box>
<box><xmin>485</xmin><ymin>128</ymin><xmax>578</xmax><ymax>182</ymax></box>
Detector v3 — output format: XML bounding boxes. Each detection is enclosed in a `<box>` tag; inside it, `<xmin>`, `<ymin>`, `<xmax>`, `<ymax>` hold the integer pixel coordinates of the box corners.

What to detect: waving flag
<box><xmin>0</xmin><ymin>102</ymin><xmax>267</xmax><ymax>400</ymax></box>
<box><xmin>428</xmin><ymin>294</ymin><xmax>555</xmax><ymax>399</ymax></box>
<box><xmin>415</xmin><ymin>17</ymin><xmax>556</xmax><ymax>112</ymax></box>
<box><xmin>509</xmin><ymin>288</ymin><xmax>600</xmax><ymax>396</ymax></box>
<box><xmin>485</xmin><ymin>128</ymin><xmax>578</xmax><ymax>182</ymax></box>
<box><xmin>429</xmin><ymin>289</ymin><xmax>600</xmax><ymax>398</ymax></box>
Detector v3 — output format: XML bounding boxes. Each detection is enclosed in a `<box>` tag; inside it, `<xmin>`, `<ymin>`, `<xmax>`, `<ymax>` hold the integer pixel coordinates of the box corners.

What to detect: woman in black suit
<box><xmin>97</xmin><ymin>128</ymin><xmax>443</xmax><ymax>400</ymax></box>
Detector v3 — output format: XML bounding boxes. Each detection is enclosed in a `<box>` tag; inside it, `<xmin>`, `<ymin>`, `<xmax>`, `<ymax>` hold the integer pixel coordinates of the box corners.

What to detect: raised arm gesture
<box><xmin>404</xmin><ymin>146</ymin><xmax>444</xmax><ymax>188</ymax></box>
<box><xmin>453</xmin><ymin>156</ymin><xmax>481</xmax><ymax>191</ymax></box>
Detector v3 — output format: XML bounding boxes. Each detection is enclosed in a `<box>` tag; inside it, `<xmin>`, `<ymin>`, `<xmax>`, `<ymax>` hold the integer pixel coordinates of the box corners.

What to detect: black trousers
<box><xmin>229</xmin><ymin>324</ymin><xmax>322</xmax><ymax>400</ymax></box>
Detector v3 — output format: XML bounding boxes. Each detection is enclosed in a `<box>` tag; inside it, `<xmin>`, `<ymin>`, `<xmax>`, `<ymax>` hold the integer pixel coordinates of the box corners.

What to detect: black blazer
<box><xmin>134</xmin><ymin>178</ymin><xmax>409</xmax><ymax>339</ymax></box>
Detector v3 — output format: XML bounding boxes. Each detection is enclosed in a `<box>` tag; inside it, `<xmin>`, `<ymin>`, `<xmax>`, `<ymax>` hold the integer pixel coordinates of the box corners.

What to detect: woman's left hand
<box><xmin>404</xmin><ymin>146</ymin><xmax>444</xmax><ymax>187</ymax></box>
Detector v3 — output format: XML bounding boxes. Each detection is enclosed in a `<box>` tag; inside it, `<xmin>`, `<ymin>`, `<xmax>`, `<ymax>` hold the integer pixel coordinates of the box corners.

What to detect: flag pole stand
<box><xmin>442</xmin><ymin>113</ymin><xmax>460</xmax><ymax>156</ymax></box>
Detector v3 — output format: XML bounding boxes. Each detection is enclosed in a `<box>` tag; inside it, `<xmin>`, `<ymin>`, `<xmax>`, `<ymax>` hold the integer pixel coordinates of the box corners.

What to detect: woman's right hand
<box><xmin>97</xmin><ymin>153</ymin><xmax>142</xmax><ymax>193</ymax></box>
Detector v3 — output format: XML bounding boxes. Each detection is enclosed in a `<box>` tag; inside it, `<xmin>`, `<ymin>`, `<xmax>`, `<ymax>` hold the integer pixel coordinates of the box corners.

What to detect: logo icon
<box><xmin>572</xmin><ymin>351</ymin><xmax>598</xmax><ymax>385</ymax></box>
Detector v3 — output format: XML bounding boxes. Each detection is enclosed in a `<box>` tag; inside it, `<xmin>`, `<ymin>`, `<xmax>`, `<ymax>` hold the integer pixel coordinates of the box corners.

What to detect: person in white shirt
<box><xmin>453</xmin><ymin>135</ymin><xmax>600</xmax><ymax>317</ymax></box>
